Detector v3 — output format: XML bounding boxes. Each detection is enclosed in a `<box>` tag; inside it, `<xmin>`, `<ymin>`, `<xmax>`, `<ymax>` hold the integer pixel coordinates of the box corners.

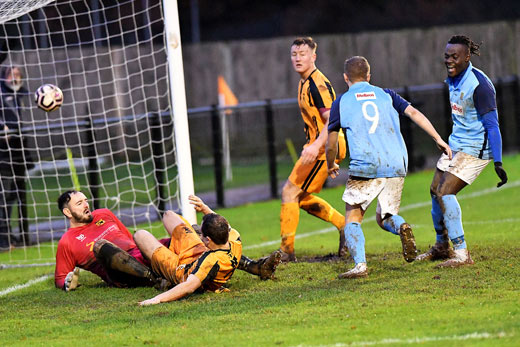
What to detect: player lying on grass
<box><xmin>188</xmin><ymin>195</ymin><xmax>282</xmax><ymax>281</ymax></box>
<box><xmin>136</xmin><ymin>195</ymin><xmax>281</xmax><ymax>305</ymax></box>
<box><xmin>55</xmin><ymin>190</ymin><xmax>280</xmax><ymax>292</ymax></box>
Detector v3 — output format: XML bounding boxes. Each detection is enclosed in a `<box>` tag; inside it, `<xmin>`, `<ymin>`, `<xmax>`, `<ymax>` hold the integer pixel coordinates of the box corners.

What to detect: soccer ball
<box><xmin>34</xmin><ymin>84</ymin><xmax>63</xmax><ymax>112</ymax></box>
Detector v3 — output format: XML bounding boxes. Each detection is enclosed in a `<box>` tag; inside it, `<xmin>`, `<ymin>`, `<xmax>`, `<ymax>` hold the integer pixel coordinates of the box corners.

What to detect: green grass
<box><xmin>1</xmin><ymin>154</ymin><xmax>519</xmax><ymax>346</ymax></box>
<box><xmin>18</xmin><ymin>158</ymin><xmax>293</xmax><ymax>222</ymax></box>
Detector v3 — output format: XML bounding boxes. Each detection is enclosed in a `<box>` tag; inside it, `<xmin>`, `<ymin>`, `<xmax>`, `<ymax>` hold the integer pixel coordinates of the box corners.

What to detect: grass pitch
<box><xmin>1</xmin><ymin>154</ymin><xmax>519</xmax><ymax>346</ymax></box>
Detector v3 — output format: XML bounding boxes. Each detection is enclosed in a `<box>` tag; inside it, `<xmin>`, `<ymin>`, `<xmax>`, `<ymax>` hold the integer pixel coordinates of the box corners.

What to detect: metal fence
<box><xmin>8</xmin><ymin>75</ymin><xmax>520</xmax><ymax>217</ymax></box>
<box><xmin>191</xmin><ymin>76</ymin><xmax>520</xmax><ymax>207</ymax></box>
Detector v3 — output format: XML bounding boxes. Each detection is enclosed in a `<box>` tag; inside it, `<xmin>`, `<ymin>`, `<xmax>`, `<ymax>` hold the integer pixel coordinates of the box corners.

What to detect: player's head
<box><xmin>444</xmin><ymin>35</ymin><xmax>480</xmax><ymax>78</ymax></box>
<box><xmin>1</xmin><ymin>66</ymin><xmax>23</xmax><ymax>92</ymax></box>
<box><xmin>200</xmin><ymin>213</ymin><xmax>230</xmax><ymax>246</ymax></box>
<box><xmin>291</xmin><ymin>37</ymin><xmax>317</xmax><ymax>77</ymax></box>
<box><xmin>58</xmin><ymin>190</ymin><xmax>93</xmax><ymax>224</ymax></box>
<box><xmin>343</xmin><ymin>56</ymin><xmax>371</xmax><ymax>84</ymax></box>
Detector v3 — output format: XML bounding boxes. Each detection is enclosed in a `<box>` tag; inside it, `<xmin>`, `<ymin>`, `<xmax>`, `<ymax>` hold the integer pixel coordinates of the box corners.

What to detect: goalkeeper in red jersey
<box><xmin>55</xmin><ymin>190</ymin><xmax>169</xmax><ymax>291</ymax></box>
<box><xmin>55</xmin><ymin>190</ymin><xmax>280</xmax><ymax>292</ymax></box>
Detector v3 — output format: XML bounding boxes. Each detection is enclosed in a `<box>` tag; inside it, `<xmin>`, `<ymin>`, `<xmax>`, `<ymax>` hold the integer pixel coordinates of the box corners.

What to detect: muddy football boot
<box><xmin>279</xmin><ymin>249</ymin><xmax>297</xmax><ymax>263</ymax></box>
<box><xmin>258</xmin><ymin>249</ymin><xmax>283</xmax><ymax>280</ymax></box>
<box><xmin>416</xmin><ymin>241</ymin><xmax>454</xmax><ymax>261</ymax></box>
<box><xmin>399</xmin><ymin>223</ymin><xmax>417</xmax><ymax>262</ymax></box>
<box><xmin>436</xmin><ymin>248</ymin><xmax>474</xmax><ymax>268</ymax></box>
<box><xmin>338</xmin><ymin>262</ymin><xmax>368</xmax><ymax>279</ymax></box>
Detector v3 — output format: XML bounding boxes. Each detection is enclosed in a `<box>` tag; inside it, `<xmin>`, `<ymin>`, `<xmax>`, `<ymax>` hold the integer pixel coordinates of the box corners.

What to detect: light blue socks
<box><xmin>382</xmin><ymin>215</ymin><xmax>406</xmax><ymax>235</ymax></box>
<box><xmin>440</xmin><ymin>195</ymin><xmax>466</xmax><ymax>250</ymax></box>
<box><xmin>344</xmin><ymin>222</ymin><xmax>366</xmax><ymax>264</ymax></box>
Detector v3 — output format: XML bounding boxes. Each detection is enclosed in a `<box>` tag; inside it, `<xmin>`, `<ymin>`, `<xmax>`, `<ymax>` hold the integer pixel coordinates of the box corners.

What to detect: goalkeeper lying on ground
<box><xmin>55</xmin><ymin>190</ymin><xmax>281</xmax><ymax>292</ymax></box>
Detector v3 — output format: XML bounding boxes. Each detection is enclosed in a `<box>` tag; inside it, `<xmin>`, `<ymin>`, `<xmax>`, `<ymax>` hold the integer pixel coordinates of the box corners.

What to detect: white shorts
<box><xmin>342</xmin><ymin>176</ymin><xmax>405</xmax><ymax>217</ymax></box>
<box><xmin>436</xmin><ymin>151</ymin><xmax>490</xmax><ymax>185</ymax></box>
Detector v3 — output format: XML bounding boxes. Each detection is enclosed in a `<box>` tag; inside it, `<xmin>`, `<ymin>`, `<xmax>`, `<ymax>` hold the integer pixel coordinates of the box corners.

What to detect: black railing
<box><xmin>2</xmin><ymin>76</ymin><xmax>519</xmax><ymax>234</ymax></box>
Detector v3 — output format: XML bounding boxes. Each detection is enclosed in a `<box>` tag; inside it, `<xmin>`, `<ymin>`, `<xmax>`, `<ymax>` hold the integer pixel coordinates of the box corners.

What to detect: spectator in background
<box><xmin>0</xmin><ymin>66</ymin><xmax>31</xmax><ymax>251</ymax></box>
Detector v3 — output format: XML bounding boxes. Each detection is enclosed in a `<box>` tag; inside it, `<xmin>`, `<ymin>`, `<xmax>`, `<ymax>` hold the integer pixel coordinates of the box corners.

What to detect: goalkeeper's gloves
<box><xmin>64</xmin><ymin>267</ymin><xmax>80</xmax><ymax>292</ymax></box>
<box><xmin>494</xmin><ymin>162</ymin><xmax>508</xmax><ymax>188</ymax></box>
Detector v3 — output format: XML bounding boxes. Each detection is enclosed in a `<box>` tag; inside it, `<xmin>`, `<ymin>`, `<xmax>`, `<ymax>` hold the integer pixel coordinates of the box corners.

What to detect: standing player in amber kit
<box><xmin>278</xmin><ymin>37</ymin><xmax>347</xmax><ymax>262</ymax></box>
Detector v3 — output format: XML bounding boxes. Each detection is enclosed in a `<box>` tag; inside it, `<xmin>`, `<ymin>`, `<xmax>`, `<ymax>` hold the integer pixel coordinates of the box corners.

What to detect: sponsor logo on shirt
<box><xmin>96</xmin><ymin>219</ymin><xmax>105</xmax><ymax>226</ymax></box>
<box><xmin>451</xmin><ymin>102</ymin><xmax>463</xmax><ymax>116</ymax></box>
<box><xmin>355</xmin><ymin>92</ymin><xmax>376</xmax><ymax>101</ymax></box>
<box><xmin>76</xmin><ymin>234</ymin><xmax>86</xmax><ymax>242</ymax></box>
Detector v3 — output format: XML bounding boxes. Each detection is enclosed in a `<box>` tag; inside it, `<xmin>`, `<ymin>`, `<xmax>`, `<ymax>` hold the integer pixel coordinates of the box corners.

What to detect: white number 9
<box><xmin>362</xmin><ymin>101</ymin><xmax>379</xmax><ymax>134</ymax></box>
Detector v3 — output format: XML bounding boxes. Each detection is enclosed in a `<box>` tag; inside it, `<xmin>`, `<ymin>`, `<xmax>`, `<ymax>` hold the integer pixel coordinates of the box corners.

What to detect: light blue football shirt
<box><xmin>446</xmin><ymin>62</ymin><xmax>496</xmax><ymax>159</ymax></box>
<box><xmin>329</xmin><ymin>82</ymin><xmax>409</xmax><ymax>178</ymax></box>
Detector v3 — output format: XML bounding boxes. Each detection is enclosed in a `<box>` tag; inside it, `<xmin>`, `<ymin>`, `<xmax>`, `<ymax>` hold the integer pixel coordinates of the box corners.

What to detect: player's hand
<box><xmin>435</xmin><ymin>139</ymin><xmax>452</xmax><ymax>160</ymax></box>
<box><xmin>64</xmin><ymin>267</ymin><xmax>80</xmax><ymax>292</ymax></box>
<box><xmin>188</xmin><ymin>195</ymin><xmax>213</xmax><ymax>214</ymax></box>
<box><xmin>494</xmin><ymin>162</ymin><xmax>508</xmax><ymax>188</ymax></box>
<box><xmin>300</xmin><ymin>143</ymin><xmax>320</xmax><ymax>165</ymax></box>
<box><xmin>138</xmin><ymin>297</ymin><xmax>161</xmax><ymax>306</ymax></box>
<box><xmin>327</xmin><ymin>163</ymin><xmax>340</xmax><ymax>178</ymax></box>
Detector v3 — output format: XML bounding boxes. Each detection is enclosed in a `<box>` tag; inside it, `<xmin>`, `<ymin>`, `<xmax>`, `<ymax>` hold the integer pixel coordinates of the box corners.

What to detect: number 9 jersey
<box><xmin>329</xmin><ymin>81</ymin><xmax>411</xmax><ymax>178</ymax></box>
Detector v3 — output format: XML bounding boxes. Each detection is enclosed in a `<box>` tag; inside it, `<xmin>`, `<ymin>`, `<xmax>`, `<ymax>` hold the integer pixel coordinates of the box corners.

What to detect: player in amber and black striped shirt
<box><xmin>136</xmin><ymin>195</ymin><xmax>281</xmax><ymax>305</ymax></box>
<box><xmin>278</xmin><ymin>37</ymin><xmax>347</xmax><ymax>262</ymax></box>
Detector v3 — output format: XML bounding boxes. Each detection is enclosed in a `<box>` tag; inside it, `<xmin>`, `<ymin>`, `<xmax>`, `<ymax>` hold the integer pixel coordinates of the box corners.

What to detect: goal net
<box><xmin>0</xmin><ymin>0</ymin><xmax>191</xmax><ymax>266</ymax></box>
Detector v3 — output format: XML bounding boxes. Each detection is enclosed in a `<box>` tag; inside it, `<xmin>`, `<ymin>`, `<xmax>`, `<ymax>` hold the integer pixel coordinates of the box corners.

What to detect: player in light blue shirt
<box><xmin>326</xmin><ymin>56</ymin><xmax>452</xmax><ymax>278</ymax></box>
<box><xmin>417</xmin><ymin>35</ymin><xmax>508</xmax><ymax>267</ymax></box>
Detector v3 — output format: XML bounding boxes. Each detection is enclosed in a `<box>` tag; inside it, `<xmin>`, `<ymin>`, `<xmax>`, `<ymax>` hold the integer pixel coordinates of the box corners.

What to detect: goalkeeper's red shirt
<box><xmin>54</xmin><ymin>208</ymin><xmax>138</xmax><ymax>289</ymax></box>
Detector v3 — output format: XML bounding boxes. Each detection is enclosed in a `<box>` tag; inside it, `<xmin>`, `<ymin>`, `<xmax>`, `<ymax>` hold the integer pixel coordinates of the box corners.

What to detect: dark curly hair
<box><xmin>448</xmin><ymin>35</ymin><xmax>481</xmax><ymax>56</ymax></box>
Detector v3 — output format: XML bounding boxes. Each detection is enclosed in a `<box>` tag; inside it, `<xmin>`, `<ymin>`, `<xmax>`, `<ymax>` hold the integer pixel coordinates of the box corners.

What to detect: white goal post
<box><xmin>0</xmin><ymin>0</ymin><xmax>195</xmax><ymax>265</ymax></box>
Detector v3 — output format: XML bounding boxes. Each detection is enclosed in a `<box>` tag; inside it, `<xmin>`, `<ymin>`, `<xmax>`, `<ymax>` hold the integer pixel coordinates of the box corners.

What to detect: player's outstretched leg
<box><xmin>238</xmin><ymin>250</ymin><xmax>282</xmax><ymax>280</ymax></box>
<box><xmin>382</xmin><ymin>215</ymin><xmax>417</xmax><ymax>262</ymax></box>
<box><xmin>93</xmin><ymin>239</ymin><xmax>170</xmax><ymax>288</ymax></box>
<box><xmin>299</xmin><ymin>195</ymin><xmax>347</xmax><ymax>257</ymax></box>
<box><xmin>436</xmin><ymin>195</ymin><xmax>474</xmax><ymax>267</ymax></box>
<box><xmin>338</xmin><ymin>222</ymin><xmax>368</xmax><ymax>279</ymax></box>
<box><xmin>417</xmin><ymin>194</ymin><xmax>453</xmax><ymax>261</ymax></box>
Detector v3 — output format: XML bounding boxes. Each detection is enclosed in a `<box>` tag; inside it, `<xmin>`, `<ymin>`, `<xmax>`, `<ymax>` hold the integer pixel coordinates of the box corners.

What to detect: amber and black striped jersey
<box><xmin>297</xmin><ymin>68</ymin><xmax>336</xmax><ymax>159</ymax></box>
<box><xmin>187</xmin><ymin>228</ymin><xmax>242</xmax><ymax>292</ymax></box>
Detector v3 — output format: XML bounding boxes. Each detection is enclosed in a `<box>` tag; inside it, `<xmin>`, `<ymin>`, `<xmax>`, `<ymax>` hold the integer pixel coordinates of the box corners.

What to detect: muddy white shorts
<box><xmin>436</xmin><ymin>151</ymin><xmax>490</xmax><ymax>185</ymax></box>
<box><xmin>342</xmin><ymin>176</ymin><xmax>405</xmax><ymax>216</ymax></box>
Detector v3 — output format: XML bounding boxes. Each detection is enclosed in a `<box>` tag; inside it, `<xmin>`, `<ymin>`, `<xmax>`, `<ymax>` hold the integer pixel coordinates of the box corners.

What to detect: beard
<box><xmin>71</xmin><ymin>210</ymin><xmax>94</xmax><ymax>224</ymax></box>
<box><xmin>6</xmin><ymin>80</ymin><xmax>22</xmax><ymax>92</ymax></box>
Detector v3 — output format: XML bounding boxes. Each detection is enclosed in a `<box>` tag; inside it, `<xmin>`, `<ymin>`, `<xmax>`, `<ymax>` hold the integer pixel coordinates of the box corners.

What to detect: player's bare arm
<box><xmin>325</xmin><ymin>129</ymin><xmax>340</xmax><ymax>178</ymax></box>
<box><xmin>404</xmin><ymin>105</ymin><xmax>453</xmax><ymax>159</ymax></box>
<box><xmin>300</xmin><ymin>109</ymin><xmax>330</xmax><ymax>164</ymax></box>
<box><xmin>189</xmin><ymin>195</ymin><xmax>214</xmax><ymax>215</ymax></box>
<box><xmin>138</xmin><ymin>274</ymin><xmax>201</xmax><ymax>306</ymax></box>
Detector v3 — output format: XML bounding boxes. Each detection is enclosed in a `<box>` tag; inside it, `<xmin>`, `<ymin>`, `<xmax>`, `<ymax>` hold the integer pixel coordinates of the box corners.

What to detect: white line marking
<box><xmin>294</xmin><ymin>331</ymin><xmax>510</xmax><ymax>346</ymax></box>
<box><xmin>2</xmin><ymin>180</ymin><xmax>518</xmax><ymax>294</ymax></box>
<box><xmin>0</xmin><ymin>274</ymin><xmax>51</xmax><ymax>297</ymax></box>
<box><xmin>244</xmin><ymin>179</ymin><xmax>520</xmax><ymax>250</ymax></box>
